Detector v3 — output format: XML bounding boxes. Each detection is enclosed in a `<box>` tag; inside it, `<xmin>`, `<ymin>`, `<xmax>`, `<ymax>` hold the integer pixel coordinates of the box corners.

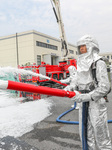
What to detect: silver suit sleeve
<box><xmin>91</xmin><ymin>60</ymin><xmax>111</xmax><ymax>101</ymax></box>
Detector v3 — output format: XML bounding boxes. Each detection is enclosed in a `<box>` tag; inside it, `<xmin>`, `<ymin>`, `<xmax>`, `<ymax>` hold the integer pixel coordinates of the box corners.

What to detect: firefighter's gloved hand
<box><xmin>60</xmin><ymin>80</ymin><xmax>65</xmax><ymax>83</ymax></box>
<box><xmin>71</xmin><ymin>91</ymin><xmax>91</xmax><ymax>103</ymax></box>
<box><xmin>64</xmin><ymin>85</ymin><xmax>71</xmax><ymax>91</ymax></box>
<box><xmin>71</xmin><ymin>90</ymin><xmax>80</xmax><ymax>100</ymax></box>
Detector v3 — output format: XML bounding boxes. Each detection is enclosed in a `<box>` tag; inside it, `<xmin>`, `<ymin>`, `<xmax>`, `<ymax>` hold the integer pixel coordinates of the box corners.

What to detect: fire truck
<box><xmin>19</xmin><ymin>59</ymin><xmax>77</xmax><ymax>84</ymax></box>
<box><xmin>19</xmin><ymin>0</ymin><xmax>77</xmax><ymax>100</ymax></box>
<box><xmin>19</xmin><ymin>59</ymin><xmax>76</xmax><ymax>100</ymax></box>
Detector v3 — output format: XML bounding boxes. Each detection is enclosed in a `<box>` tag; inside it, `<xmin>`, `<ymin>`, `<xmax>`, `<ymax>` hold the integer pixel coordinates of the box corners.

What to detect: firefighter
<box><xmin>65</xmin><ymin>35</ymin><xmax>112</xmax><ymax>149</ymax></box>
<box><xmin>60</xmin><ymin>65</ymin><xmax>77</xmax><ymax>84</ymax></box>
<box><xmin>60</xmin><ymin>65</ymin><xmax>79</xmax><ymax>109</ymax></box>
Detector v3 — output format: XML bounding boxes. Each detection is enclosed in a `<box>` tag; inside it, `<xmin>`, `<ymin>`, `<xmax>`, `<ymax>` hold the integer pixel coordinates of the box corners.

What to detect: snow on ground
<box><xmin>0</xmin><ymin>90</ymin><xmax>52</xmax><ymax>138</ymax></box>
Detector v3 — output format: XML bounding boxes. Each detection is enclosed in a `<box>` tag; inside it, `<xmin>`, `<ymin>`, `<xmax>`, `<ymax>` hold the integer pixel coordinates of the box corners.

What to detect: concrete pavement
<box><xmin>0</xmin><ymin>73</ymin><xmax>112</xmax><ymax>150</ymax></box>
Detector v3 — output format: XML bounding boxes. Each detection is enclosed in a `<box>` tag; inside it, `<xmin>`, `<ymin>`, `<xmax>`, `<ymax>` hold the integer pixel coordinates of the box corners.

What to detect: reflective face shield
<box><xmin>77</xmin><ymin>35</ymin><xmax>99</xmax><ymax>55</ymax></box>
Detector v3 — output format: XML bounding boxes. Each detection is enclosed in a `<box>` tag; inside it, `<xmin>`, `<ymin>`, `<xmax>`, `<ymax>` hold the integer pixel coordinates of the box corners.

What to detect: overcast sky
<box><xmin>0</xmin><ymin>0</ymin><xmax>112</xmax><ymax>53</ymax></box>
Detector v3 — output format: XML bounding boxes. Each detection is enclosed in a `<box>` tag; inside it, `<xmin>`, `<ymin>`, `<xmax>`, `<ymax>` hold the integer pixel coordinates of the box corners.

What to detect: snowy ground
<box><xmin>0</xmin><ymin>90</ymin><xmax>52</xmax><ymax>138</ymax></box>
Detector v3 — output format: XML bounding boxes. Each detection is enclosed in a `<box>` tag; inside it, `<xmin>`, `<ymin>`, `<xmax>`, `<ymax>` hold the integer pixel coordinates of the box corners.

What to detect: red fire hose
<box><xmin>50</xmin><ymin>78</ymin><xmax>67</xmax><ymax>86</ymax></box>
<box><xmin>0</xmin><ymin>80</ymin><xmax>75</xmax><ymax>98</ymax></box>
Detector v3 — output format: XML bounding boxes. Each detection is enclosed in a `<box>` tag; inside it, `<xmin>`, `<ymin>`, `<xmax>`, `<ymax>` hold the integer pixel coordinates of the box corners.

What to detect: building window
<box><xmin>36</xmin><ymin>41</ymin><xmax>58</xmax><ymax>50</ymax></box>
<box><xmin>69</xmin><ymin>50</ymin><xmax>74</xmax><ymax>54</ymax></box>
<box><xmin>111</xmin><ymin>55</ymin><xmax>112</xmax><ymax>59</ymax></box>
<box><xmin>37</xmin><ymin>55</ymin><xmax>41</xmax><ymax>65</ymax></box>
<box><xmin>107</xmin><ymin>55</ymin><xmax>109</xmax><ymax>59</ymax></box>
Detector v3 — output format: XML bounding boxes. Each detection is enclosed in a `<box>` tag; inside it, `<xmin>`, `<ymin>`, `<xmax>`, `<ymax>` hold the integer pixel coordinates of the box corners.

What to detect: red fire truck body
<box><xmin>18</xmin><ymin>59</ymin><xmax>76</xmax><ymax>100</ymax></box>
<box><xmin>19</xmin><ymin>59</ymin><xmax>77</xmax><ymax>83</ymax></box>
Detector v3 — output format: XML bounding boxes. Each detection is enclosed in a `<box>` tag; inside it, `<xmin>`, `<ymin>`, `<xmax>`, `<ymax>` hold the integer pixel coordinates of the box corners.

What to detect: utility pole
<box><xmin>16</xmin><ymin>33</ymin><xmax>19</xmax><ymax>67</ymax></box>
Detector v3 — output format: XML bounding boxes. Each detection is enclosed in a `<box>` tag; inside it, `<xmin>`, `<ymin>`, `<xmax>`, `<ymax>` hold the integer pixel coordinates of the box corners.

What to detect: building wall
<box><xmin>0</xmin><ymin>31</ymin><xmax>34</xmax><ymax>67</ymax></box>
<box><xmin>100</xmin><ymin>52</ymin><xmax>112</xmax><ymax>65</ymax></box>
<box><xmin>33</xmin><ymin>30</ymin><xmax>77</xmax><ymax>65</ymax></box>
<box><xmin>18</xmin><ymin>31</ymin><xmax>34</xmax><ymax>66</ymax></box>
<box><xmin>0</xmin><ymin>35</ymin><xmax>17</xmax><ymax>67</ymax></box>
<box><xmin>0</xmin><ymin>30</ymin><xmax>77</xmax><ymax>67</ymax></box>
<box><xmin>33</xmin><ymin>30</ymin><xmax>62</xmax><ymax>65</ymax></box>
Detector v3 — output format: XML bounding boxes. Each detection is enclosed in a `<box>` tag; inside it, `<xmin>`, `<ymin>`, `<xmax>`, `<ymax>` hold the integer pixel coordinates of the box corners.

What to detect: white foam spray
<box><xmin>0</xmin><ymin>67</ymin><xmax>52</xmax><ymax>138</ymax></box>
<box><xmin>0</xmin><ymin>66</ymin><xmax>50</xmax><ymax>80</ymax></box>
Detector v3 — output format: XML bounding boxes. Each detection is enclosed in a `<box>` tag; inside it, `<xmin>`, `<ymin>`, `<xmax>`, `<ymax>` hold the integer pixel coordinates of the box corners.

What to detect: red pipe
<box><xmin>50</xmin><ymin>78</ymin><xmax>67</xmax><ymax>86</ymax></box>
<box><xmin>6</xmin><ymin>80</ymin><xmax>75</xmax><ymax>98</ymax></box>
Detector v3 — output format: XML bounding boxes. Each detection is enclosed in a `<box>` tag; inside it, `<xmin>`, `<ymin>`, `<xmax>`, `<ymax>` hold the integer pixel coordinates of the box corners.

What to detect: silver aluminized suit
<box><xmin>60</xmin><ymin>65</ymin><xmax>77</xmax><ymax>84</ymax></box>
<box><xmin>61</xmin><ymin>66</ymin><xmax>80</xmax><ymax>109</ymax></box>
<box><xmin>68</xmin><ymin>35</ymin><xmax>112</xmax><ymax>150</ymax></box>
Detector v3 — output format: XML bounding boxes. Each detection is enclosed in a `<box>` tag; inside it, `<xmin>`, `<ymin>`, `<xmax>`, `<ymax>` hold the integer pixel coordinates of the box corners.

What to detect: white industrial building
<box><xmin>0</xmin><ymin>30</ymin><xmax>77</xmax><ymax>67</ymax></box>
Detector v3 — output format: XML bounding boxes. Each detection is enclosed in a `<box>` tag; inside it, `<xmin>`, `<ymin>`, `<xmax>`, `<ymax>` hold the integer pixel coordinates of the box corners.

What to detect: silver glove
<box><xmin>60</xmin><ymin>80</ymin><xmax>65</xmax><ymax>83</ymax></box>
<box><xmin>64</xmin><ymin>85</ymin><xmax>72</xmax><ymax>91</ymax></box>
<box><xmin>71</xmin><ymin>91</ymin><xmax>91</xmax><ymax>103</ymax></box>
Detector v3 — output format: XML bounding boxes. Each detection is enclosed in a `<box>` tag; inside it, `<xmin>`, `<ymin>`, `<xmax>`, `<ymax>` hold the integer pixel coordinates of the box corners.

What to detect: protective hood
<box><xmin>68</xmin><ymin>65</ymin><xmax>77</xmax><ymax>77</ymax></box>
<box><xmin>77</xmin><ymin>35</ymin><xmax>101</xmax><ymax>72</ymax></box>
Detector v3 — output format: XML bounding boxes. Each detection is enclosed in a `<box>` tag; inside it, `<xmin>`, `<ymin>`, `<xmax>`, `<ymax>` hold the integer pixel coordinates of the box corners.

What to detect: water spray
<box><xmin>0</xmin><ymin>67</ymin><xmax>67</xmax><ymax>87</ymax></box>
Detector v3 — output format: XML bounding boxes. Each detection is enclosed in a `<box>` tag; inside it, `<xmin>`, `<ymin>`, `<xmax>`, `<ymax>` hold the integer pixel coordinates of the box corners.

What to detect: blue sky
<box><xmin>0</xmin><ymin>0</ymin><xmax>112</xmax><ymax>53</ymax></box>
